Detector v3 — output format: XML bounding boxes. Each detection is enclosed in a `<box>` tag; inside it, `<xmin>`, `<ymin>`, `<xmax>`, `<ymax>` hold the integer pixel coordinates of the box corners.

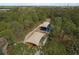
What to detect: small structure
<box><xmin>24</xmin><ymin>19</ymin><xmax>51</xmax><ymax>47</ymax></box>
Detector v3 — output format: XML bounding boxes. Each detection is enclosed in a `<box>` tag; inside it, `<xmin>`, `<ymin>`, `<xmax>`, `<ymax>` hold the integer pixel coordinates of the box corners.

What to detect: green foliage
<box><xmin>9</xmin><ymin>43</ymin><xmax>36</xmax><ymax>55</ymax></box>
<box><xmin>43</xmin><ymin>39</ymin><xmax>67</xmax><ymax>55</ymax></box>
<box><xmin>0</xmin><ymin>6</ymin><xmax>79</xmax><ymax>55</ymax></box>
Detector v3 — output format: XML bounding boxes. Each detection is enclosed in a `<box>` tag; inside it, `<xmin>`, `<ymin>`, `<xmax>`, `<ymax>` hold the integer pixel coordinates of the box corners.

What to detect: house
<box><xmin>24</xmin><ymin>19</ymin><xmax>51</xmax><ymax>47</ymax></box>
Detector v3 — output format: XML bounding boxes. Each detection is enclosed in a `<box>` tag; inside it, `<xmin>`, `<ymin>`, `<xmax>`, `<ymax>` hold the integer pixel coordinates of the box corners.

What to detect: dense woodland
<box><xmin>0</xmin><ymin>6</ymin><xmax>79</xmax><ymax>55</ymax></box>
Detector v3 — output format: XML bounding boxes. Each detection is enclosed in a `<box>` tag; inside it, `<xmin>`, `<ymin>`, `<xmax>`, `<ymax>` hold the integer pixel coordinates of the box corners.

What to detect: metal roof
<box><xmin>25</xmin><ymin>32</ymin><xmax>45</xmax><ymax>46</ymax></box>
<box><xmin>24</xmin><ymin>20</ymin><xmax>51</xmax><ymax>46</ymax></box>
<box><xmin>40</xmin><ymin>22</ymin><xmax>50</xmax><ymax>28</ymax></box>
